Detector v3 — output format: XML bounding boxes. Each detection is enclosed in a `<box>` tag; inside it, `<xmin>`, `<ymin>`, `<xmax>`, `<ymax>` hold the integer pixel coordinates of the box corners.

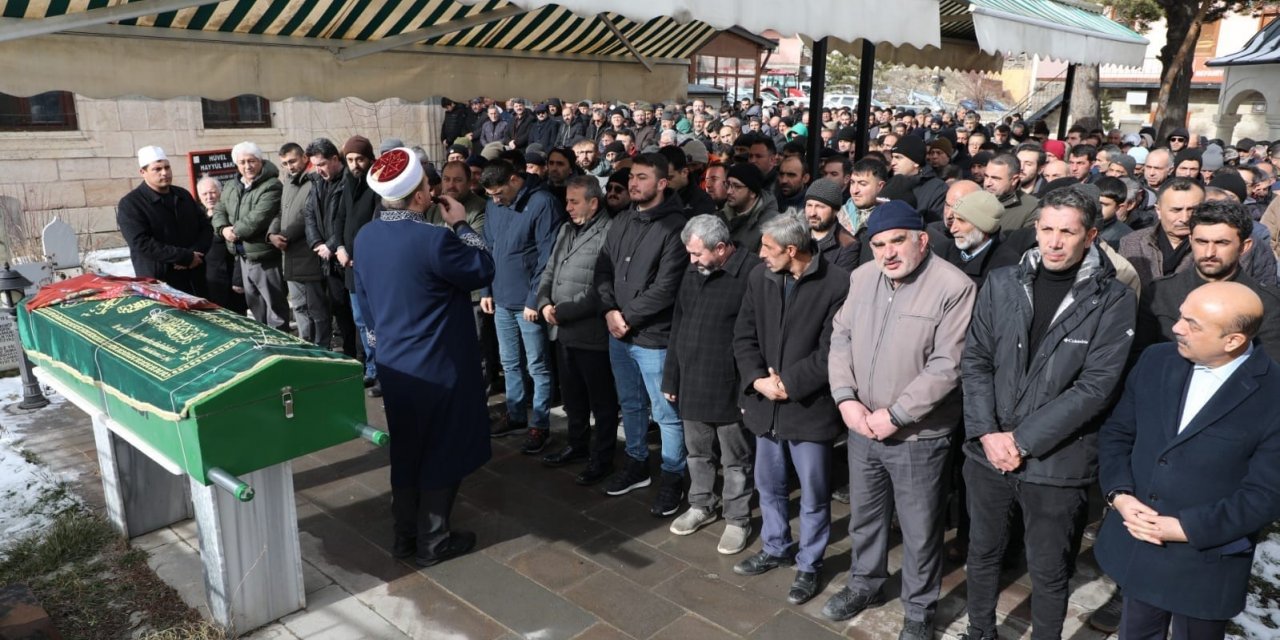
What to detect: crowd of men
<box><xmin>115</xmin><ymin>94</ymin><xmax>1280</xmax><ymax>640</ymax></box>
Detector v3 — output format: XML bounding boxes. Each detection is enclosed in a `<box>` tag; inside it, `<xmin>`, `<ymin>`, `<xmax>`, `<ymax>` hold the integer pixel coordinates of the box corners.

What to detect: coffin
<box><xmin>17</xmin><ymin>282</ymin><xmax>373</xmax><ymax>490</ymax></box>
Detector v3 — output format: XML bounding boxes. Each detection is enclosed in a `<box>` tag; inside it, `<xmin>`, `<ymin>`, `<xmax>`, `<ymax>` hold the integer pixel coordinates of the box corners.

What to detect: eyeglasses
<box><xmin>725</xmin><ymin>181</ymin><xmax>746</xmax><ymax>191</ymax></box>
<box><xmin>606</xmin><ymin>185</ymin><xmax>627</xmax><ymax>194</ymax></box>
<box><xmin>1169</xmin><ymin>136</ymin><xmax>1187</xmax><ymax>142</ymax></box>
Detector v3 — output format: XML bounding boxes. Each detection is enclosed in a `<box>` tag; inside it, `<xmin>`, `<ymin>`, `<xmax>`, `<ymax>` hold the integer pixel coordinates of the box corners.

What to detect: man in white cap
<box><xmin>211</xmin><ymin>141</ymin><xmax>289</xmax><ymax>330</ymax></box>
<box><xmin>117</xmin><ymin>146</ymin><xmax>212</xmax><ymax>296</ymax></box>
<box><xmin>354</xmin><ymin>147</ymin><xmax>494</xmax><ymax>568</ymax></box>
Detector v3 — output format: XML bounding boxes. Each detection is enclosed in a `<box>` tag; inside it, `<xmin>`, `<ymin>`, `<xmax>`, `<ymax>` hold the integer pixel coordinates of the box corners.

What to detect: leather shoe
<box><xmin>575</xmin><ymin>462</ymin><xmax>614</xmax><ymax>486</ymax></box>
<box><xmin>821</xmin><ymin>586</ymin><xmax>885</xmax><ymax>621</ymax></box>
<box><xmin>787</xmin><ymin>570</ymin><xmax>818</xmax><ymax>605</ymax></box>
<box><xmin>542</xmin><ymin>445</ymin><xmax>589</xmax><ymax>467</ymax></box>
<box><xmin>391</xmin><ymin>535</ymin><xmax>415</xmax><ymax>559</ymax></box>
<box><xmin>414</xmin><ymin>530</ymin><xmax>477</xmax><ymax>567</ymax></box>
<box><xmin>733</xmin><ymin>550</ymin><xmax>794</xmax><ymax>576</ymax></box>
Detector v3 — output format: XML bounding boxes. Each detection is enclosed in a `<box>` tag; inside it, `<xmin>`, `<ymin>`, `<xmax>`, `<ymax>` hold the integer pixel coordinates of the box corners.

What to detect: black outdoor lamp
<box><xmin>0</xmin><ymin>263</ymin><xmax>49</xmax><ymax>410</ymax></box>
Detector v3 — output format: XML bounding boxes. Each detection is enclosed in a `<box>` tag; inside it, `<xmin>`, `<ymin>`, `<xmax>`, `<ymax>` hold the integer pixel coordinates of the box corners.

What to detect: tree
<box><xmin>1107</xmin><ymin>0</ymin><xmax>1264</xmax><ymax>139</ymax></box>
<box><xmin>1069</xmin><ymin>65</ymin><xmax>1101</xmax><ymax>129</ymax></box>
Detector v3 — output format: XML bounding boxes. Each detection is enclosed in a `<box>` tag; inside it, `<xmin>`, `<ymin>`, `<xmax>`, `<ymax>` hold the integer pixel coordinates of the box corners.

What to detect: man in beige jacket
<box><xmin>820</xmin><ymin>200</ymin><xmax>976</xmax><ymax>640</ymax></box>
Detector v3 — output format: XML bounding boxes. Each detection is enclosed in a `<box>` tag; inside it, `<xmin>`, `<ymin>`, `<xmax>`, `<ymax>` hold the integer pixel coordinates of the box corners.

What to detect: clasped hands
<box><xmin>1111</xmin><ymin>494</ymin><xmax>1187</xmax><ymax>546</ymax></box>
<box><xmin>838</xmin><ymin>400</ymin><xmax>900</xmax><ymax>441</ymax></box>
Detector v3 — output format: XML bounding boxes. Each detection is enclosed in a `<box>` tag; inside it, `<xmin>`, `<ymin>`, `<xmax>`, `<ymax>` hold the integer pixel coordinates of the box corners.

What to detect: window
<box><xmin>689</xmin><ymin>55</ymin><xmax>758</xmax><ymax>101</ymax></box>
<box><xmin>201</xmin><ymin>95</ymin><xmax>272</xmax><ymax>129</ymax></box>
<box><xmin>0</xmin><ymin>91</ymin><xmax>78</xmax><ymax>131</ymax></box>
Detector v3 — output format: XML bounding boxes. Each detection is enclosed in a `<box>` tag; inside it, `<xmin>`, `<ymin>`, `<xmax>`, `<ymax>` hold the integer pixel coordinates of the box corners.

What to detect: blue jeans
<box><xmin>349</xmin><ymin>292</ymin><xmax>376</xmax><ymax>379</ymax></box>
<box><xmin>607</xmin><ymin>337</ymin><xmax>685</xmax><ymax>474</ymax></box>
<box><xmin>494</xmin><ymin>307</ymin><xmax>551</xmax><ymax>430</ymax></box>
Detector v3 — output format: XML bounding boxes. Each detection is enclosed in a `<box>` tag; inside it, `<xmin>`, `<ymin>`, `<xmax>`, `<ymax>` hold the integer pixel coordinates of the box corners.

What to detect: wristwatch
<box><xmin>888</xmin><ymin>412</ymin><xmax>903</xmax><ymax>428</ymax></box>
<box><xmin>1106</xmin><ymin>489</ymin><xmax>1134</xmax><ymax>508</ymax></box>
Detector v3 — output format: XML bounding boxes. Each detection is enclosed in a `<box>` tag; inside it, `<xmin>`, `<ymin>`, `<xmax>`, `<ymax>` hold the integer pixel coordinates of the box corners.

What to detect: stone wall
<box><xmin>0</xmin><ymin>95</ymin><xmax>445</xmax><ymax>262</ymax></box>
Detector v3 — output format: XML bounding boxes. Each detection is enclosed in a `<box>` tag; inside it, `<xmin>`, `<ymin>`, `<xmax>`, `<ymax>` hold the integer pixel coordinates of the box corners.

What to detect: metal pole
<box><xmin>0</xmin><ymin>273</ymin><xmax>48</xmax><ymax>410</ymax></box>
<box><xmin>1058</xmin><ymin>63</ymin><xmax>1077</xmax><ymax>140</ymax></box>
<box><xmin>855</xmin><ymin>40</ymin><xmax>877</xmax><ymax>160</ymax></box>
<box><xmin>806</xmin><ymin>37</ymin><xmax>829</xmax><ymax>178</ymax></box>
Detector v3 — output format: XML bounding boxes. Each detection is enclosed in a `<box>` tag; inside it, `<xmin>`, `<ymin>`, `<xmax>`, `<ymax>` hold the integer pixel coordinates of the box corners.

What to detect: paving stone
<box><xmin>573</xmin><ymin>528</ymin><xmax>690</xmax><ymax>588</ymax></box>
<box><xmin>562</xmin><ymin>570</ymin><xmax>683</xmax><ymax>638</ymax></box>
<box><xmin>279</xmin><ymin>584</ymin><xmax>408</xmax><ymax>640</ymax></box>
<box><xmin>356</xmin><ymin>571</ymin><xmax>509</xmax><ymax>640</ymax></box>
<box><xmin>302</xmin><ymin>559</ymin><xmax>334</xmax><ymax>595</ymax></box>
<box><xmin>583</xmin><ymin>493</ymin><xmax>679</xmax><ymax>547</ymax></box>
<box><xmin>651</xmin><ymin>567</ymin><xmax>783</xmax><ymax>636</ymax></box>
<box><xmin>507</xmin><ymin>541</ymin><xmax>603</xmax><ymax>593</ymax></box>
<box><xmin>132</xmin><ymin>523</ymin><xmax>183</xmax><ymax>551</ymax></box>
<box><xmin>296</xmin><ymin>505</ymin><xmax>418</xmax><ymax>594</ymax></box>
<box><xmin>569</xmin><ymin>622</ymin><xmax>633</xmax><ymax>640</ymax></box>
<box><xmin>648</xmin><ymin>613</ymin><xmax>740</xmax><ymax>640</ymax></box>
<box><xmin>240</xmin><ymin>621</ymin><xmax>300</xmax><ymax>639</ymax></box>
<box><xmin>460</xmin><ymin>474</ymin><xmax>607</xmax><ymax>546</ymax></box>
<box><xmin>144</xmin><ymin>538</ymin><xmax>208</xmax><ymax>617</ymax></box>
<box><xmin>748</xmin><ymin>609</ymin><xmax>847</xmax><ymax>639</ymax></box>
<box><xmin>426</xmin><ymin>548</ymin><xmax>597</xmax><ymax>639</ymax></box>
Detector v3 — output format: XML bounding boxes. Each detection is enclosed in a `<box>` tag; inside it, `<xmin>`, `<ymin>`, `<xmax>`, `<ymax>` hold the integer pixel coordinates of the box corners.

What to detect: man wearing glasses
<box><xmin>1166</xmin><ymin>129</ymin><xmax>1190</xmax><ymax>153</ymax></box>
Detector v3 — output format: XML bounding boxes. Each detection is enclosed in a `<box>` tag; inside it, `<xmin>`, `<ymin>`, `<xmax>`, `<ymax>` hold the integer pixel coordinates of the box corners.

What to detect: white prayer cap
<box><xmin>137</xmin><ymin>145</ymin><xmax>168</xmax><ymax>168</ymax></box>
<box><xmin>366</xmin><ymin>148</ymin><xmax>424</xmax><ymax>201</ymax></box>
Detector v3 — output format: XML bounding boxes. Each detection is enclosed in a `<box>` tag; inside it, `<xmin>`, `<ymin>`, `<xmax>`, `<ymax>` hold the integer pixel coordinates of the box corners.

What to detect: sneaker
<box><xmin>832</xmin><ymin>484</ymin><xmax>851</xmax><ymax>504</ymax></box>
<box><xmin>788</xmin><ymin>570</ymin><xmax>819</xmax><ymax>605</ymax></box>
<box><xmin>956</xmin><ymin>628</ymin><xmax>997</xmax><ymax>640</ymax></box>
<box><xmin>670</xmin><ymin>507</ymin><xmax>718</xmax><ymax>535</ymax></box>
<box><xmin>898</xmin><ymin>617</ymin><xmax>934</xmax><ymax>640</ymax></box>
<box><xmin>820</xmin><ymin>586</ymin><xmax>885</xmax><ymax>621</ymax></box>
<box><xmin>604</xmin><ymin>457</ymin><xmax>651</xmax><ymax>496</ymax></box>
<box><xmin>650</xmin><ymin>471</ymin><xmax>685</xmax><ymax>517</ymax></box>
<box><xmin>717</xmin><ymin>524</ymin><xmax>751</xmax><ymax>555</ymax></box>
<box><xmin>1086</xmin><ymin>590</ymin><xmax>1123</xmax><ymax>634</ymax></box>
<box><xmin>575</xmin><ymin>461</ymin><xmax>613</xmax><ymax>486</ymax></box>
<box><xmin>520</xmin><ymin>428</ymin><xmax>549</xmax><ymax>455</ymax></box>
<box><xmin>489</xmin><ymin>415</ymin><xmax>525</xmax><ymax>438</ymax></box>
<box><xmin>733</xmin><ymin>550</ymin><xmax>794</xmax><ymax>576</ymax></box>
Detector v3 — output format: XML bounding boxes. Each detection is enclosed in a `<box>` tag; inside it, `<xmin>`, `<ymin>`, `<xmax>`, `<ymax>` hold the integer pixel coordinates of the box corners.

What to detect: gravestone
<box><xmin>41</xmin><ymin>218</ymin><xmax>79</xmax><ymax>270</ymax></box>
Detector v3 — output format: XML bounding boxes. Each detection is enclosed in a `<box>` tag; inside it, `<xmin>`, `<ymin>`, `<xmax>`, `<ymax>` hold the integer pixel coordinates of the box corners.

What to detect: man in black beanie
<box><xmin>720</xmin><ymin>163</ymin><xmax>780</xmax><ymax>253</ymax></box>
<box><xmin>890</xmin><ymin>135</ymin><xmax>947</xmax><ymax>223</ymax></box>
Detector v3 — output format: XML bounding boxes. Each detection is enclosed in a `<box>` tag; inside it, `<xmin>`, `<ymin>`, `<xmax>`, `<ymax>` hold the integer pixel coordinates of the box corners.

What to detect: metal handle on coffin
<box><xmin>355</xmin><ymin>424</ymin><xmax>390</xmax><ymax>447</ymax></box>
<box><xmin>207</xmin><ymin>467</ymin><xmax>255</xmax><ymax>502</ymax></box>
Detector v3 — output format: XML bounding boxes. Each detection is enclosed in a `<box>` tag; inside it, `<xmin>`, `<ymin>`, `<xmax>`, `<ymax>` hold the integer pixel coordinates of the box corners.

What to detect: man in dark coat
<box><xmin>595</xmin><ymin>153</ymin><xmax>690</xmax><ymax>517</ymax></box>
<box><xmin>354</xmin><ymin>147</ymin><xmax>494</xmax><ymax>568</ymax></box>
<box><xmin>1135</xmin><ymin>199</ymin><xmax>1280</xmax><ymax>360</ymax></box>
<box><xmin>118</xmin><ymin>145</ymin><xmax>212</xmax><ymax>296</ymax></box>
<box><xmin>535</xmin><ymin>176</ymin><xmax>618</xmax><ymax>485</ymax></box>
<box><xmin>1096</xmin><ymin>282</ymin><xmax>1280</xmax><ymax>639</ymax></box>
<box><xmin>303</xmin><ymin>138</ymin><xmax>358</xmax><ymax>357</ymax></box>
<box><xmin>662</xmin><ymin>215</ymin><xmax>759</xmax><ymax>555</ymax></box>
<box><xmin>889</xmin><ymin>135</ymin><xmax>947</xmax><ymax>223</ymax></box>
<box><xmin>959</xmin><ymin>185</ymin><xmax>1136</xmax><ymax>640</ymax></box>
<box><xmin>439</xmin><ymin>98</ymin><xmax>469</xmax><ymax>152</ymax></box>
<box><xmin>274</xmin><ymin>142</ymin><xmax>326</xmax><ymax>345</ymax></box>
<box><xmin>731</xmin><ymin>213</ymin><xmax>849</xmax><ymax>606</ymax></box>
<box><xmin>337</xmin><ymin>136</ymin><xmax>382</xmax><ymax>394</ymax></box>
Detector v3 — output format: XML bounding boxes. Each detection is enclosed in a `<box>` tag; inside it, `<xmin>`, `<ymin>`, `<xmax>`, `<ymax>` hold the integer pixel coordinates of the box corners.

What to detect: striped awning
<box><xmin>1</xmin><ymin>0</ymin><xmax>721</xmax><ymax>60</ymax></box>
<box><xmin>1207</xmin><ymin>17</ymin><xmax>1280</xmax><ymax>67</ymax></box>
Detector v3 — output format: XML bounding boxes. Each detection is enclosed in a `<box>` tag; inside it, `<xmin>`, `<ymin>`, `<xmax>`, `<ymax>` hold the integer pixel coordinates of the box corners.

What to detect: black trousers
<box><xmin>556</xmin><ymin>342</ymin><xmax>618</xmax><ymax>464</ymax></box>
<box><xmin>1120</xmin><ymin>595</ymin><xmax>1227</xmax><ymax>640</ymax></box>
<box><xmin>963</xmin><ymin>459</ymin><xmax>1087</xmax><ymax>640</ymax></box>
<box><xmin>391</xmin><ymin>484</ymin><xmax>460</xmax><ymax>559</ymax></box>
<box><xmin>324</xmin><ymin>272</ymin><xmax>358</xmax><ymax>357</ymax></box>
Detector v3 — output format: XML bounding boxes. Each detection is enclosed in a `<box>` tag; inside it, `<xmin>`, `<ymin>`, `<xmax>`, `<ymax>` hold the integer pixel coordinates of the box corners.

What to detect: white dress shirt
<box><xmin>1179</xmin><ymin>345</ymin><xmax>1253</xmax><ymax>433</ymax></box>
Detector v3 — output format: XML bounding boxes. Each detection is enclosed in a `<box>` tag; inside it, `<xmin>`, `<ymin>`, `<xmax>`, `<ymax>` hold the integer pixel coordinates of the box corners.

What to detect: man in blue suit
<box><xmin>1097</xmin><ymin>280</ymin><xmax>1280</xmax><ymax>640</ymax></box>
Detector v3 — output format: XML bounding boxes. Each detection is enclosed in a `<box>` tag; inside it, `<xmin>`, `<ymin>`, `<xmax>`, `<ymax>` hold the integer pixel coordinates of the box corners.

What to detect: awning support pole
<box><xmin>855</xmin><ymin>40</ymin><xmax>876</xmax><ymax>160</ymax></box>
<box><xmin>1058</xmin><ymin>63</ymin><xmax>1077</xmax><ymax>140</ymax></box>
<box><xmin>600</xmin><ymin>13</ymin><xmax>653</xmax><ymax>72</ymax></box>
<box><xmin>807</xmin><ymin>37</ymin><xmax>829</xmax><ymax>177</ymax></box>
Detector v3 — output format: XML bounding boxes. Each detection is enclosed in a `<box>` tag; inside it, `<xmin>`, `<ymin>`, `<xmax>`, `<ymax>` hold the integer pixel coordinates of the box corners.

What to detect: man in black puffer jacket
<box><xmin>958</xmin><ymin>185</ymin><xmax>1136</xmax><ymax>640</ymax></box>
<box><xmin>338</xmin><ymin>136</ymin><xmax>382</xmax><ymax>393</ymax></box>
<box><xmin>594</xmin><ymin>153</ymin><xmax>688</xmax><ymax>518</ymax></box>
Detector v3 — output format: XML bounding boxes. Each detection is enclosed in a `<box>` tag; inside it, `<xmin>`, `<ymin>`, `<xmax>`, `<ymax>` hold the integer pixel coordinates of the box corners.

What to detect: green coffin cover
<box><xmin>17</xmin><ymin>295</ymin><xmax>368</xmax><ymax>482</ymax></box>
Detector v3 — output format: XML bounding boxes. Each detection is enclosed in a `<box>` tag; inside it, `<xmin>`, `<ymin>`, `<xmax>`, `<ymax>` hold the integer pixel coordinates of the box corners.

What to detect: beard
<box><xmin>953</xmin><ymin>227</ymin><xmax>988</xmax><ymax>251</ymax></box>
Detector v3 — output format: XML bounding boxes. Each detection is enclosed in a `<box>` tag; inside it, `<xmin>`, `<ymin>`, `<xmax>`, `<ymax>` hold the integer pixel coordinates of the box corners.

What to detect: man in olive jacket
<box><xmin>731</xmin><ymin>213</ymin><xmax>849</xmax><ymax>607</ymax></box>
<box><xmin>959</xmin><ymin>185</ymin><xmax>1136</xmax><ymax>640</ymax></box>
<box><xmin>274</xmin><ymin>142</ymin><xmax>327</xmax><ymax>345</ymax></box>
<box><xmin>211</xmin><ymin>141</ymin><xmax>288</xmax><ymax>330</ymax></box>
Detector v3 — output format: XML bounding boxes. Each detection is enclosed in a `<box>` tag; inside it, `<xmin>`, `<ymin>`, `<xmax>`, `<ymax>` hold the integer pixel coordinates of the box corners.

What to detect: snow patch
<box><xmin>1230</xmin><ymin>530</ymin><xmax>1280</xmax><ymax>640</ymax></box>
<box><xmin>0</xmin><ymin>374</ymin><xmax>79</xmax><ymax>550</ymax></box>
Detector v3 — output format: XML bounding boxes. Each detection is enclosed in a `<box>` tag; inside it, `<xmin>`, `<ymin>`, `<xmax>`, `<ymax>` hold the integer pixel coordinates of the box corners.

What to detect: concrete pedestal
<box><xmin>191</xmin><ymin>462</ymin><xmax>305</xmax><ymax>633</ymax></box>
<box><xmin>91</xmin><ymin>413</ymin><xmax>191</xmax><ymax>538</ymax></box>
